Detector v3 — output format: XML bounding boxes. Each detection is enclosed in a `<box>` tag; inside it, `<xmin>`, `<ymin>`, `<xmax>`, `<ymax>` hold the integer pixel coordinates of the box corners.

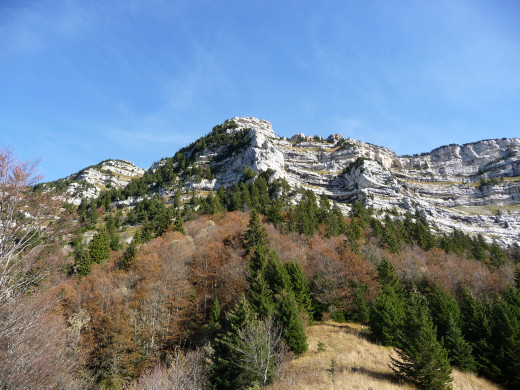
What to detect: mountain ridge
<box><xmin>49</xmin><ymin>117</ymin><xmax>520</xmax><ymax>246</ymax></box>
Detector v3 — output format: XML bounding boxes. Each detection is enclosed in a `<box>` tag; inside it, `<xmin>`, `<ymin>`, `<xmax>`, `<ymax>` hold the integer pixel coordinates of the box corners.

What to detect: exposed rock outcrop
<box><xmin>62</xmin><ymin>160</ymin><xmax>145</xmax><ymax>205</ymax></box>
<box><xmin>180</xmin><ymin>117</ymin><xmax>520</xmax><ymax>246</ymax></box>
<box><xmin>52</xmin><ymin>116</ymin><xmax>520</xmax><ymax>246</ymax></box>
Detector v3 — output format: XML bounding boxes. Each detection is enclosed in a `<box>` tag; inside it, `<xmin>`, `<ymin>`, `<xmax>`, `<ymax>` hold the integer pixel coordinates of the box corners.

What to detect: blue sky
<box><xmin>1</xmin><ymin>0</ymin><xmax>519</xmax><ymax>181</ymax></box>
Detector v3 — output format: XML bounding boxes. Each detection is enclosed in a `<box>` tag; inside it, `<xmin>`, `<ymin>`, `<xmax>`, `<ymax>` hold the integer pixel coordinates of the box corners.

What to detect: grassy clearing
<box><xmin>267</xmin><ymin>322</ymin><xmax>500</xmax><ymax>390</ymax></box>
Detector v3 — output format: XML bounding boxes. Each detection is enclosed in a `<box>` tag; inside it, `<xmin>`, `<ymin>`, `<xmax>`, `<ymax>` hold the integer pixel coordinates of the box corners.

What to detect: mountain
<box><xmin>44</xmin><ymin>159</ymin><xmax>145</xmax><ymax>204</ymax></box>
<box><xmin>53</xmin><ymin>116</ymin><xmax>520</xmax><ymax>246</ymax></box>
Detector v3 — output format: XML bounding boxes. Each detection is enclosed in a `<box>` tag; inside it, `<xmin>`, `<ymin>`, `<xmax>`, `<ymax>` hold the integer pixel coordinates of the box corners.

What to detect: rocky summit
<box><xmin>56</xmin><ymin>117</ymin><xmax>520</xmax><ymax>246</ymax></box>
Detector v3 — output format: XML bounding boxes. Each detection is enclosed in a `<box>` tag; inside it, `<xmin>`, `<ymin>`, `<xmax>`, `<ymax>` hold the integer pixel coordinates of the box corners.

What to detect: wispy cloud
<box><xmin>0</xmin><ymin>2</ymin><xmax>92</xmax><ymax>59</ymax></box>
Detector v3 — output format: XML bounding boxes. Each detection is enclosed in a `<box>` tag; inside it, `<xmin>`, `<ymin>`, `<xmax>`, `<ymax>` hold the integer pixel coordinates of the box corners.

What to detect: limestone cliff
<box><xmin>177</xmin><ymin>117</ymin><xmax>519</xmax><ymax>246</ymax></box>
<box><xmin>58</xmin><ymin>159</ymin><xmax>145</xmax><ymax>205</ymax></box>
<box><xmin>53</xmin><ymin>117</ymin><xmax>520</xmax><ymax>246</ymax></box>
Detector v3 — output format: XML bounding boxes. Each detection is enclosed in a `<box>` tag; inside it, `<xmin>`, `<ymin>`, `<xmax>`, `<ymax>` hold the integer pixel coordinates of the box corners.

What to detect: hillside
<box><xmin>3</xmin><ymin>121</ymin><xmax>520</xmax><ymax>389</ymax></box>
<box><xmin>267</xmin><ymin>322</ymin><xmax>501</xmax><ymax>390</ymax></box>
<box><xmin>50</xmin><ymin>117</ymin><xmax>520</xmax><ymax>246</ymax></box>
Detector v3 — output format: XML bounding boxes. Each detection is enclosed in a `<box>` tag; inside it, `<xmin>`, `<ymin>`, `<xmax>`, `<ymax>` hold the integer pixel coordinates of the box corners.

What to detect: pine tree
<box><xmin>443</xmin><ymin>320</ymin><xmax>476</xmax><ymax>373</ymax></box>
<box><xmin>243</xmin><ymin>210</ymin><xmax>269</xmax><ymax>256</ymax></box>
<box><xmin>376</xmin><ymin>258</ymin><xmax>401</xmax><ymax>293</ymax></box>
<box><xmin>248</xmin><ymin>275</ymin><xmax>274</xmax><ymax>318</ymax></box>
<box><xmin>350</xmin><ymin>280</ymin><xmax>370</xmax><ymax>328</ymax></box>
<box><xmin>284</xmin><ymin>261</ymin><xmax>314</xmax><ymax>319</ymax></box>
<box><xmin>369</xmin><ymin>284</ymin><xmax>404</xmax><ymax>346</ymax></box>
<box><xmin>174</xmin><ymin>190</ymin><xmax>182</xmax><ymax>208</ymax></box>
<box><xmin>390</xmin><ymin>293</ymin><xmax>453</xmax><ymax>390</ymax></box>
<box><xmin>118</xmin><ymin>242</ymin><xmax>136</xmax><ymax>271</ymax></box>
<box><xmin>172</xmin><ymin>210</ymin><xmax>185</xmax><ymax>235</ymax></box>
<box><xmin>88</xmin><ymin>228</ymin><xmax>110</xmax><ymax>264</ymax></box>
<box><xmin>275</xmin><ymin>289</ymin><xmax>308</xmax><ymax>355</ymax></box>
<box><xmin>429</xmin><ymin>284</ymin><xmax>461</xmax><ymax>341</ymax></box>
<box><xmin>263</xmin><ymin>252</ymin><xmax>290</xmax><ymax>295</ymax></box>
<box><xmin>74</xmin><ymin>246</ymin><xmax>91</xmax><ymax>277</ymax></box>
<box><xmin>86</xmin><ymin>203</ymin><xmax>98</xmax><ymax>226</ymax></box>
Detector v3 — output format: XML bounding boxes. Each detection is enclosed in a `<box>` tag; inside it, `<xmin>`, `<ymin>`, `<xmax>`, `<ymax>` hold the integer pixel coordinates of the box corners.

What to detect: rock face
<box><xmin>62</xmin><ymin>160</ymin><xmax>145</xmax><ymax>205</ymax></box>
<box><xmin>56</xmin><ymin>117</ymin><xmax>520</xmax><ymax>246</ymax></box>
<box><xmin>178</xmin><ymin>117</ymin><xmax>520</xmax><ymax>246</ymax></box>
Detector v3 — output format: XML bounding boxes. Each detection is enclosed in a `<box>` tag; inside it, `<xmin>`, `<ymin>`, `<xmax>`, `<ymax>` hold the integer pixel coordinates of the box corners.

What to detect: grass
<box><xmin>266</xmin><ymin>322</ymin><xmax>501</xmax><ymax>390</ymax></box>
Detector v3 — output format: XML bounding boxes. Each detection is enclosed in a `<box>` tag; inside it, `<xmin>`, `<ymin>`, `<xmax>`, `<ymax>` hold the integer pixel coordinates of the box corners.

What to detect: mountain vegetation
<box><xmin>1</xmin><ymin>122</ymin><xmax>520</xmax><ymax>389</ymax></box>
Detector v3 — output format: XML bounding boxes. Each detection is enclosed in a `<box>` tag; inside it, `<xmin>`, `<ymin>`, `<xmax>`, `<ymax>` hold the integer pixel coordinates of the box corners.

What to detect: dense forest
<box><xmin>1</xmin><ymin>147</ymin><xmax>520</xmax><ymax>389</ymax></box>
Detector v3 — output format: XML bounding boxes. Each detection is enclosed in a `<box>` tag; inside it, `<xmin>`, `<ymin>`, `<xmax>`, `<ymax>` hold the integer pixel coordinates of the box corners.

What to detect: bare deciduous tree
<box><xmin>128</xmin><ymin>348</ymin><xmax>212</xmax><ymax>390</ymax></box>
<box><xmin>0</xmin><ymin>147</ymin><xmax>63</xmax><ymax>302</ymax></box>
<box><xmin>0</xmin><ymin>294</ymin><xmax>86</xmax><ymax>389</ymax></box>
<box><xmin>230</xmin><ymin>316</ymin><xmax>285</xmax><ymax>387</ymax></box>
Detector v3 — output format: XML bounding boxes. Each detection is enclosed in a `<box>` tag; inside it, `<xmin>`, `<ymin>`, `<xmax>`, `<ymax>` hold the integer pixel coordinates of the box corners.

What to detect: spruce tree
<box><xmin>350</xmin><ymin>280</ymin><xmax>370</xmax><ymax>328</ymax></box>
<box><xmin>275</xmin><ymin>289</ymin><xmax>308</xmax><ymax>355</ymax></box>
<box><xmin>243</xmin><ymin>210</ymin><xmax>269</xmax><ymax>256</ymax></box>
<box><xmin>212</xmin><ymin>295</ymin><xmax>254</xmax><ymax>390</ymax></box>
<box><xmin>248</xmin><ymin>275</ymin><xmax>274</xmax><ymax>318</ymax></box>
<box><xmin>376</xmin><ymin>258</ymin><xmax>401</xmax><ymax>293</ymax></box>
<box><xmin>209</xmin><ymin>297</ymin><xmax>222</xmax><ymax>326</ymax></box>
<box><xmin>263</xmin><ymin>252</ymin><xmax>290</xmax><ymax>295</ymax></box>
<box><xmin>429</xmin><ymin>284</ymin><xmax>461</xmax><ymax>341</ymax></box>
<box><xmin>172</xmin><ymin>210</ymin><xmax>185</xmax><ymax>235</ymax></box>
<box><xmin>458</xmin><ymin>286</ymin><xmax>495</xmax><ymax>377</ymax></box>
<box><xmin>369</xmin><ymin>284</ymin><xmax>404</xmax><ymax>345</ymax></box>
<box><xmin>489</xmin><ymin>297</ymin><xmax>520</xmax><ymax>386</ymax></box>
<box><xmin>267</xmin><ymin>198</ymin><xmax>284</xmax><ymax>225</ymax></box>
<box><xmin>118</xmin><ymin>242</ymin><xmax>136</xmax><ymax>271</ymax></box>
<box><xmin>88</xmin><ymin>228</ymin><xmax>110</xmax><ymax>264</ymax></box>
<box><xmin>390</xmin><ymin>293</ymin><xmax>453</xmax><ymax>390</ymax></box>
<box><xmin>443</xmin><ymin>320</ymin><xmax>476</xmax><ymax>373</ymax></box>
<box><xmin>74</xmin><ymin>247</ymin><xmax>91</xmax><ymax>277</ymax></box>
<box><xmin>284</xmin><ymin>261</ymin><xmax>314</xmax><ymax>319</ymax></box>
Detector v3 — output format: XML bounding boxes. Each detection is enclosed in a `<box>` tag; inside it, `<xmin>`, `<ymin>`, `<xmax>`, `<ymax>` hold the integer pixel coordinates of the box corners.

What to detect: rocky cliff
<box><xmin>54</xmin><ymin>117</ymin><xmax>520</xmax><ymax>246</ymax></box>
<box><xmin>174</xmin><ymin>117</ymin><xmax>520</xmax><ymax>246</ymax></box>
<box><xmin>57</xmin><ymin>159</ymin><xmax>145</xmax><ymax>205</ymax></box>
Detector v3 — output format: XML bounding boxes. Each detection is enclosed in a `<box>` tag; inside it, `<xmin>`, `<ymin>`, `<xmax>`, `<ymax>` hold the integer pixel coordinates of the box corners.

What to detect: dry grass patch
<box><xmin>266</xmin><ymin>322</ymin><xmax>501</xmax><ymax>390</ymax></box>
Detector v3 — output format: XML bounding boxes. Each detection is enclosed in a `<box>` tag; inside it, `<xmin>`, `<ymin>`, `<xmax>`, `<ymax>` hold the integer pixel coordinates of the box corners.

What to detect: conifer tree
<box><xmin>267</xmin><ymin>198</ymin><xmax>284</xmax><ymax>225</ymax></box>
<box><xmin>275</xmin><ymin>289</ymin><xmax>308</xmax><ymax>355</ymax></box>
<box><xmin>376</xmin><ymin>258</ymin><xmax>401</xmax><ymax>293</ymax></box>
<box><xmin>248</xmin><ymin>275</ymin><xmax>274</xmax><ymax>318</ymax></box>
<box><xmin>74</xmin><ymin>247</ymin><xmax>91</xmax><ymax>277</ymax></box>
<box><xmin>209</xmin><ymin>297</ymin><xmax>221</xmax><ymax>326</ymax></box>
<box><xmin>263</xmin><ymin>252</ymin><xmax>290</xmax><ymax>295</ymax></box>
<box><xmin>172</xmin><ymin>210</ymin><xmax>185</xmax><ymax>235</ymax></box>
<box><xmin>488</xmin><ymin>297</ymin><xmax>520</xmax><ymax>386</ymax></box>
<box><xmin>88</xmin><ymin>228</ymin><xmax>110</xmax><ymax>264</ymax></box>
<box><xmin>458</xmin><ymin>286</ymin><xmax>495</xmax><ymax>377</ymax></box>
<box><xmin>350</xmin><ymin>280</ymin><xmax>370</xmax><ymax>328</ymax></box>
<box><xmin>255</xmin><ymin>176</ymin><xmax>270</xmax><ymax>213</ymax></box>
<box><xmin>369</xmin><ymin>284</ymin><xmax>404</xmax><ymax>345</ymax></box>
<box><xmin>390</xmin><ymin>293</ymin><xmax>453</xmax><ymax>390</ymax></box>
<box><xmin>429</xmin><ymin>284</ymin><xmax>461</xmax><ymax>341</ymax></box>
<box><xmin>382</xmin><ymin>215</ymin><xmax>401</xmax><ymax>253</ymax></box>
<box><xmin>174</xmin><ymin>190</ymin><xmax>181</xmax><ymax>208</ymax></box>
<box><xmin>212</xmin><ymin>295</ymin><xmax>254</xmax><ymax>390</ymax></box>
<box><xmin>86</xmin><ymin>202</ymin><xmax>98</xmax><ymax>226</ymax></box>
<box><xmin>443</xmin><ymin>320</ymin><xmax>476</xmax><ymax>373</ymax></box>
<box><xmin>284</xmin><ymin>261</ymin><xmax>314</xmax><ymax>319</ymax></box>
<box><xmin>118</xmin><ymin>242</ymin><xmax>136</xmax><ymax>271</ymax></box>
<box><xmin>243</xmin><ymin>210</ymin><xmax>269</xmax><ymax>256</ymax></box>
